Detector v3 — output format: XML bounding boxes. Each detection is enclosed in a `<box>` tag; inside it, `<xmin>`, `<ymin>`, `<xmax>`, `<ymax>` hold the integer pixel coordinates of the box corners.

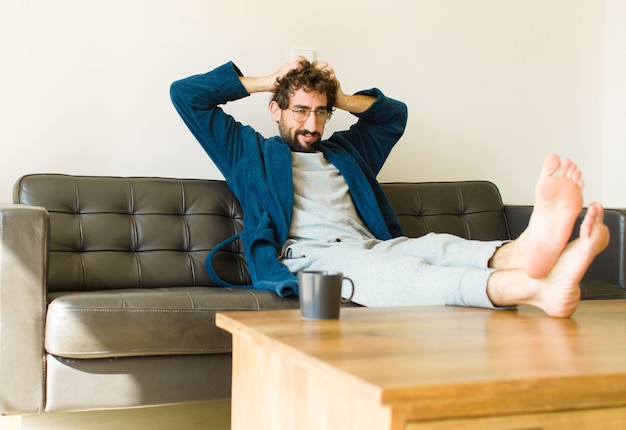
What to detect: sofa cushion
<box><xmin>45</xmin><ymin>287</ymin><xmax>300</xmax><ymax>359</ymax></box>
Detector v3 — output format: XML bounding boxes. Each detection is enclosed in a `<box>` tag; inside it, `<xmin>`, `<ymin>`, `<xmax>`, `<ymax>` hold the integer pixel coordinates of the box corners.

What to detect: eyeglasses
<box><xmin>287</xmin><ymin>107</ymin><xmax>332</xmax><ymax>124</ymax></box>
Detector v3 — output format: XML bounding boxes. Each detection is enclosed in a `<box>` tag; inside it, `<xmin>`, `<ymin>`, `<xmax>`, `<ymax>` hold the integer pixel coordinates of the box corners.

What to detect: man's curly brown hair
<box><xmin>271</xmin><ymin>59</ymin><xmax>338</xmax><ymax>111</ymax></box>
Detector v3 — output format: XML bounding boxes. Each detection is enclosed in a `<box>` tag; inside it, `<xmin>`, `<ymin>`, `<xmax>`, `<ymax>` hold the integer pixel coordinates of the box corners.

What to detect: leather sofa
<box><xmin>1</xmin><ymin>174</ymin><xmax>625</xmax><ymax>416</ymax></box>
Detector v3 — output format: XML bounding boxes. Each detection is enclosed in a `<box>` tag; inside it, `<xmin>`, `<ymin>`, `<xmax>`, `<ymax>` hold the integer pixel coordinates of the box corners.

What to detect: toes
<box><xmin>540</xmin><ymin>154</ymin><xmax>584</xmax><ymax>189</ymax></box>
<box><xmin>590</xmin><ymin>202</ymin><xmax>604</xmax><ymax>219</ymax></box>
<box><xmin>594</xmin><ymin>203</ymin><xmax>605</xmax><ymax>224</ymax></box>
<box><xmin>579</xmin><ymin>205</ymin><xmax>597</xmax><ymax>239</ymax></box>
<box><xmin>541</xmin><ymin>153</ymin><xmax>561</xmax><ymax>176</ymax></box>
<box><xmin>576</xmin><ymin>178</ymin><xmax>585</xmax><ymax>190</ymax></box>
<box><xmin>579</xmin><ymin>203</ymin><xmax>607</xmax><ymax>242</ymax></box>
<box><xmin>557</xmin><ymin>157</ymin><xmax>573</xmax><ymax>178</ymax></box>
<box><xmin>564</xmin><ymin>160</ymin><xmax>583</xmax><ymax>184</ymax></box>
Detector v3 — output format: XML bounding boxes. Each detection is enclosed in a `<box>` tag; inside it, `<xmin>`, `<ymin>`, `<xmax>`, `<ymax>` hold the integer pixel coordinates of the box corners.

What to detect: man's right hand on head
<box><xmin>239</xmin><ymin>56</ymin><xmax>307</xmax><ymax>95</ymax></box>
<box><xmin>268</xmin><ymin>56</ymin><xmax>309</xmax><ymax>92</ymax></box>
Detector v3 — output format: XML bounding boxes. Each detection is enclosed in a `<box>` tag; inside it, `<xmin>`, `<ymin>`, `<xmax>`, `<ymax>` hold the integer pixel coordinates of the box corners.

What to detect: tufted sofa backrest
<box><xmin>14</xmin><ymin>174</ymin><xmax>250</xmax><ymax>292</ymax></box>
<box><xmin>14</xmin><ymin>175</ymin><xmax>511</xmax><ymax>293</ymax></box>
<box><xmin>381</xmin><ymin>181</ymin><xmax>511</xmax><ymax>241</ymax></box>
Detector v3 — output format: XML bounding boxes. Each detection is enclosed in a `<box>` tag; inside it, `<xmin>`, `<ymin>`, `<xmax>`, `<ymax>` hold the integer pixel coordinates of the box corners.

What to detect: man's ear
<box><xmin>269</xmin><ymin>101</ymin><xmax>282</xmax><ymax>122</ymax></box>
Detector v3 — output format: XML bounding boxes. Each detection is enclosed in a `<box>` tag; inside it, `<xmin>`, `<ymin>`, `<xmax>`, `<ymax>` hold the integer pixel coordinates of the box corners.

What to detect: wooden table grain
<box><xmin>216</xmin><ymin>301</ymin><xmax>626</xmax><ymax>430</ymax></box>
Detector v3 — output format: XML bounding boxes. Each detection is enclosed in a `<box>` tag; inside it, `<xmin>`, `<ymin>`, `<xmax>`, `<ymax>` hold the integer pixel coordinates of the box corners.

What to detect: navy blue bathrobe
<box><xmin>170</xmin><ymin>62</ymin><xmax>408</xmax><ymax>296</ymax></box>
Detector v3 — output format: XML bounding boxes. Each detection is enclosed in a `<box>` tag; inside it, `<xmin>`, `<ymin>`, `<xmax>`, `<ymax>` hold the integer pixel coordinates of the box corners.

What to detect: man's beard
<box><xmin>278</xmin><ymin>122</ymin><xmax>321</xmax><ymax>153</ymax></box>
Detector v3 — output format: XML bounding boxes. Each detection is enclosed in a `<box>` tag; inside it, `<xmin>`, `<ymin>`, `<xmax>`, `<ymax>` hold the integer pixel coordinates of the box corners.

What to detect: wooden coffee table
<box><xmin>217</xmin><ymin>301</ymin><xmax>626</xmax><ymax>429</ymax></box>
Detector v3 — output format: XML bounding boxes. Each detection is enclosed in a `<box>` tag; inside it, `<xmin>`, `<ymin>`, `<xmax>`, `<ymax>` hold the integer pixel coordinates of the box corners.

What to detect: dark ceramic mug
<box><xmin>298</xmin><ymin>271</ymin><xmax>356</xmax><ymax>320</ymax></box>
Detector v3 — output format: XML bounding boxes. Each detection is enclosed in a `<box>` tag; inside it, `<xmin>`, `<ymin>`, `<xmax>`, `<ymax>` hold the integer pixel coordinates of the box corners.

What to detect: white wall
<box><xmin>1</xmin><ymin>0</ymin><xmax>623</xmax><ymax>206</ymax></box>
<box><xmin>603</xmin><ymin>0</ymin><xmax>626</xmax><ymax>208</ymax></box>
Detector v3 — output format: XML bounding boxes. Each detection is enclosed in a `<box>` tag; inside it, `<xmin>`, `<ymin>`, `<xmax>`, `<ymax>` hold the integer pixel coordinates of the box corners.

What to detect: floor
<box><xmin>0</xmin><ymin>400</ymin><xmax>230</xmax><ymax>430</ymax></box>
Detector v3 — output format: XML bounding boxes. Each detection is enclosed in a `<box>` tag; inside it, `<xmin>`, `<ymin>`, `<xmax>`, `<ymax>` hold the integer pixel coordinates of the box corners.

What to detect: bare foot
<box><xmin>526</xmin><ymin>202</ymin><xmax>609</xmax><ymax>318</ymax></box>
<box><xmin>521</xmin><ymin>153</ymin><xmax>584</xmax><ymax>278</ymax></box>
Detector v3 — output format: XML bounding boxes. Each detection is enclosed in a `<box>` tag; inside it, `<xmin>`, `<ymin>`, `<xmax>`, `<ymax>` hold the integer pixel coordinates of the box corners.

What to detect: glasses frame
<box><xmin>287</xmin><ymin>107</ymin><xmax>332</xmax><ymax>124</ymax></box>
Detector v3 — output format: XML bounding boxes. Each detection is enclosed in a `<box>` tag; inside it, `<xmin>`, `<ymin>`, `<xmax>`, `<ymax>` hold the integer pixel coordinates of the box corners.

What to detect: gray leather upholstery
<box><xmin>0</xmin><ymin>205</ymin><xmax>47</xmax><ymax>415</ymax></box>
<box><xmin>382</xmin><ymin>181</ymin><xmax>510</xmax><ymax>240</ymax></box>
<box><xmin>1</xmin><ymin>174</ymin><xmax>624</xmax><ymax>415</ymax></box>
<box><xmin>15</xmin><ymin>175</ymin><xmax>249</xmax><ymax>291</ymax></box>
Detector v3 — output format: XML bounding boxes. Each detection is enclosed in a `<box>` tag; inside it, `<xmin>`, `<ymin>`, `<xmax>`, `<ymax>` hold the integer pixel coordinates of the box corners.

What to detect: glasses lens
<box><xmin>315</xmin><ymin>110</ymin><xmax>329</xmax><ymax>123</ymax></box>
<box><xmin>293</xmin><ymin>110</ymin><xmax>307</xmax><ymax>122</ymax></box>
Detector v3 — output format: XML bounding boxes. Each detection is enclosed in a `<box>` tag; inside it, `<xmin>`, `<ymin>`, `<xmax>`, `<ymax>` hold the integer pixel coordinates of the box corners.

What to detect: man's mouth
<box><xmin>286</xmin><ymin>130</ymin><xmax>321</xmax><ymax>152</ymax></box>
<box><xmin>297</xmin><ymin>130</ymin><xmax>320</xmax><ymax>144</ymax></box>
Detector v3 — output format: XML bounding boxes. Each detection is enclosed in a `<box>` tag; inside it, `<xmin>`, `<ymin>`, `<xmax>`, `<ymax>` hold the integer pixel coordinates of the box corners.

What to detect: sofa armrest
<box><xmin>505</xmin><ymin>205</ymin><xmax>626</xmax><ymax>291</ymax></box>
<box><xmin>0</xmin><ymin>204</ymin><xmax>48</xmax><ymax>414</ymax></box>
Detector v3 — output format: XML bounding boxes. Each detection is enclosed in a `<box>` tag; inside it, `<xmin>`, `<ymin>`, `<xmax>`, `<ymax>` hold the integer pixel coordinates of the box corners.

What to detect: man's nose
<box><xmin>304</xmin><ymin>111</ymin><xmax>319</xmax><ymax>129</ymax></box>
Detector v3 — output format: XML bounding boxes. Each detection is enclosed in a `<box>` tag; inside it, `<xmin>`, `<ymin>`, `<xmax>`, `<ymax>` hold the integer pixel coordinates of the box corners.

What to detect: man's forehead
<box><xmin>290</xmin><ymin>88</ymin><xmax>327</xmax><ymax>107</ymax></box>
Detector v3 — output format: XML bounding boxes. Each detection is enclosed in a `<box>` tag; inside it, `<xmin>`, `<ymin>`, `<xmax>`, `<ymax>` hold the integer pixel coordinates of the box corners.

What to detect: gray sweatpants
<box><xmin>281</xmin><ymin>233</ymin><xmax>505</xmax><ymax>309</ymax></box>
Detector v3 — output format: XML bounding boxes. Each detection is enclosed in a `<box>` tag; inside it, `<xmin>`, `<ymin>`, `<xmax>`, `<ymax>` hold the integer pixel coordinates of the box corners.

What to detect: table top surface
<box><xmin>217</xmin><ymin>300</ymin><xmax>626</xmax><ymax>406</ymax></box>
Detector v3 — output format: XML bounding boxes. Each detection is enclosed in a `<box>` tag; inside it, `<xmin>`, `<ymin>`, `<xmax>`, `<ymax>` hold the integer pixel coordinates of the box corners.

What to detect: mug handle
<box><xmin>341</xmin><ymin>277</ymin><xmax>355</xmax><ymax>303</ymax></box>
